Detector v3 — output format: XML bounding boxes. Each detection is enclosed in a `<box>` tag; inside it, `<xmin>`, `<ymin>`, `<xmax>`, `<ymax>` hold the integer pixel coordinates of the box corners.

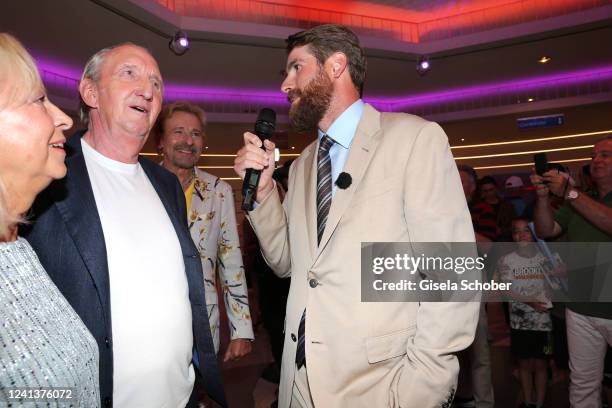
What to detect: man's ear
<box><xmin>79</xmin><ymin>78</ymin><xmax>98</xmax><ymax>110</ymax></box>
<box><xmin>328</xmin><ymin>52</ymin><xmax>348</xmax><ymax>79</ymax></box>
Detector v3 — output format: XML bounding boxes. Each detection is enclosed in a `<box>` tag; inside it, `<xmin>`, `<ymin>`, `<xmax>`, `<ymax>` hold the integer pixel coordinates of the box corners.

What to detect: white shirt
<box><xmin>82</xmin><ymin>139</ymin><xmax>194</xmax><ymax>407</ymax></box>
<box><xmin>498</xmin><ymin>251</ymin><xmax>553</xmax><ymax>331</ymax></box>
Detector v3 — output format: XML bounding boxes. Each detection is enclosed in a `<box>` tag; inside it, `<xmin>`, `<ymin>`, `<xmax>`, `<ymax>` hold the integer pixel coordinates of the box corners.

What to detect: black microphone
<box><xmin>241</xmin><ymin>108</ymin><xmax>277</xmax><ymax>211</ymax></box>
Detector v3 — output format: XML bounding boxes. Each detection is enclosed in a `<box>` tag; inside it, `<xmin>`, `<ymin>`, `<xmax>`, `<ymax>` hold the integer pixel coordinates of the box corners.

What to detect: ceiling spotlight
<box><xmin>169</xmin><ymin>30</ymin><xmax>189</xmax><ymax>56</ymax></box>
<box><xmin>416</xmin><ymin>56</ymin><xmax>431</xmax><ymax>75</ymax></box>
<box><xmin>539</xmin><ymin>56</ymin><xmax>551</xmax><ymax>64</ymax></box>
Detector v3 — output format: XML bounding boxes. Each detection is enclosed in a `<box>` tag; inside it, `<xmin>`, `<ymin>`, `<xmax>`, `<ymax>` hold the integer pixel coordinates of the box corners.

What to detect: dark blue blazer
<box><xmin>23</xmin><ymin>131</ymin><xmax>227</xmax><ymax>408</ymax></box>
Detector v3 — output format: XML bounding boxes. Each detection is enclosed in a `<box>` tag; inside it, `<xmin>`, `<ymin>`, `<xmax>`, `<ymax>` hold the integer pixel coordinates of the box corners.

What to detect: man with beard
<box><xmin>234</xmin><ymin>24</ymin><xmax>480</xmax><ymax>407</ymax></box>
<box><xmin>154</xmin><ymin>101</ymin><xmax>254</xmax><ymax>361</ymax></box>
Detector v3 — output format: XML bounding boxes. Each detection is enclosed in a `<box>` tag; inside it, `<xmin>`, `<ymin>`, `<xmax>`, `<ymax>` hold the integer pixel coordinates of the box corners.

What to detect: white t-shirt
<box><xmin>498</xmin><ymin>251</ymin><xmax>552</xmax><ymax>331</ymax></box>
<box><xmin>82</xmin><ymin>139</ymin><xmax>194</xmax><ymax>407</ymax></box>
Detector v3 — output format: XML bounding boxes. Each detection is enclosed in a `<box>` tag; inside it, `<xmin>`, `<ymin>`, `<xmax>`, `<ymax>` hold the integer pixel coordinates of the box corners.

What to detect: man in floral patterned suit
<box><xmin>154</xmin><ymin>101</ymin><xmax>254</xmax><ymax>361</ymax></box>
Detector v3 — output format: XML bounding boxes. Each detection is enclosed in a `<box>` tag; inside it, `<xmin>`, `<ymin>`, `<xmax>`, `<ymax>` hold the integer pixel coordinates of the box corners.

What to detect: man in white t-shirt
<box><xmin>25</xmin><ymin>44</ymin><xmax>226</xmax><ymax>408</ymax></box>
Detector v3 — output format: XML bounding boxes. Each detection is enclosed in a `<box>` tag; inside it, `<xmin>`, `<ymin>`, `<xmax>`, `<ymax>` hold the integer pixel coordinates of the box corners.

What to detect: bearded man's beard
<box><xmin>287</xmin><ymin>69</ymin><xmax>333</xmax><ymax>134</ymax></box>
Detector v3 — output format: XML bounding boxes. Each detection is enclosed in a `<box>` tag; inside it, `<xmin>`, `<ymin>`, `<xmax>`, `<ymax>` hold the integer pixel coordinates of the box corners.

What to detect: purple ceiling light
<box><xmin>163</xmin><ymin>85</ymin><xmax>287</xmax><ymax>109</ymax></box>
<box><xmin>169</xmin><ymin>31</ymin><xmax>189</xmax><ymax>56</ymax></box>
<box><xmin>36</xmin><ymin>57</ymin><xmax>82</xmax><ymax>82</ymax></box>
<box><xmin>416</xmin><ymin>56</ymin><xmax>431</xmax><ymax>75</ymax></box>
<box><xmin>33</xmin><ymin>55</ymin><xmax>612</xmax><ymax>112</ymax></box>
<box><xmin>366</xmin><ymin>66</ymin><xmax>612</xmax><ymax>111</ymax></box>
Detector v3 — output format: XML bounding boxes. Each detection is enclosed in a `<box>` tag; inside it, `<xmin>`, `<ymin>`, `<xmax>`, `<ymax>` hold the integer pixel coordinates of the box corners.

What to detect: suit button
<box><xmin>291</xmin><ymin>333</ymin><xmax>297</xmax><ymax>342</ymax></box>
<box><xmin>309</xmin><ymin>279</ymin><xmax>318</xmax><ymax>288</ymax></box>
<box><xmin>103</xmin><ymin>397</ymin><xmax>112</xmax><ymax>407</ymax></box>
<box><xmin>105</xmin><ymin>337</ymin><xmax>111</xmax><ymax>348</ymax></box>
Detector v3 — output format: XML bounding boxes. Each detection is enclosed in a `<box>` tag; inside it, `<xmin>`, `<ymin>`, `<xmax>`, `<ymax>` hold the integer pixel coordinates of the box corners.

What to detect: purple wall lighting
<box><xmin>34</xmin><ymin>55</ymin><xmax>612</xmax><ymax>115</ymax></box>
<box><xmin>164</xmin><ymin>85</ymin><xmax>287</xmax><ymax>107</ymax></box>
<box><xmin>367</xmin><ymin>66</ymin><xmax>612</xmax><ymax>112</ymax></box>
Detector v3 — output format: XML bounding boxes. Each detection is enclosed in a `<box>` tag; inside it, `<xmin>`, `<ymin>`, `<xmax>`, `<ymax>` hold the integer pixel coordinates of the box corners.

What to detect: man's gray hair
<box><xmin>78</xmin><ymin>42</ymin><xmax>148</xmax><ymax>124</ymax></box>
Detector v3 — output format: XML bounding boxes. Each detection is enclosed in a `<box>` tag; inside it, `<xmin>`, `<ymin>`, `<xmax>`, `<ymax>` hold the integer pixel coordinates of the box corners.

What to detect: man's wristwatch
<box><xmin>565</xmin><ymin>188</ymin><xmax>579</xmax><ymax>201</ymax></box>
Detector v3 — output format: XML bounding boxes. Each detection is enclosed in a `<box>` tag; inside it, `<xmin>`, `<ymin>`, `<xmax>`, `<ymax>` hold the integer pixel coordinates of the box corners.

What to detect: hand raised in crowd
<box><xmin>529</xmin><ymin>172</ymin><xmax>550</xmax><ymax>198</ymax></box>
<box><xmin>530</xmin><ymin>169</ymin><xmax>568</xmax><ymax>198</ymax></box>
<box><xmin>223</xmin><ymin>338</ymin><xmax>253</xmax><ymax>362</ymax></box>
<box><xmin>234</xmin><ymin>132</ymin><xmax>276</xmax><ymax>203</ymax></box>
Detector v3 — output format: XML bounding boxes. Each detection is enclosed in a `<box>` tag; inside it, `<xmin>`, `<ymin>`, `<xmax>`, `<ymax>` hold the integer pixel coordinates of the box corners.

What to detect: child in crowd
<box><xmin>497</xmin><ymin>217</ymin><xmax>554</xmax><ymax>408</ymax></box>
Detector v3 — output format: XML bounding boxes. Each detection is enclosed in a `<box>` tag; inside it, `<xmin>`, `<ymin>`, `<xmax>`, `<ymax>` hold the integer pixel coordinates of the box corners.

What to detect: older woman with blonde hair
<box><xmin>0</xmin><ymin>33</ymin><xmax>99</xmax><ymax>406</ymax></box>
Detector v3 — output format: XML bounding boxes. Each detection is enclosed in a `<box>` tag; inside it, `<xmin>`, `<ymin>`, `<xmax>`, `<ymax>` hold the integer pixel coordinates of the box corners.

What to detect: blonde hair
<box><xmin>0</xmin><ymin>33</ymin><xmax>39</xmax><ymax>233</ymax></box>
<box><xmin>0</xmin><ymin>33</ymin><xmax>44</xmax><ymax>111</ymax></box>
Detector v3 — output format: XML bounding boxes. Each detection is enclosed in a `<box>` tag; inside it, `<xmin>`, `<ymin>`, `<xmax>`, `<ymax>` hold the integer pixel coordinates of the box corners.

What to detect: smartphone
<box><xmin>534</xmin><ymin>153</ymin><xmax>549</xmax><ymax>176</ymax></box>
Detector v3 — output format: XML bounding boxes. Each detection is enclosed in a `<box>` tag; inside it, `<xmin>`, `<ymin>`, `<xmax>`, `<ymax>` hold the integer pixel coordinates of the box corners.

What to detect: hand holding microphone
<box><xmin>234</xmin><ymin>108</ymin><xmax>277</xmax><ymax>210</ymax></box>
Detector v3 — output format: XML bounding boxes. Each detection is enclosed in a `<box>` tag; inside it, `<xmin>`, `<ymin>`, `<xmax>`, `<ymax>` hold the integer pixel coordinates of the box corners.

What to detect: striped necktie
<box><xmin>296</xmin><ymin>135</ymin><xmax>335</xmax><ymax>369</ymax></box>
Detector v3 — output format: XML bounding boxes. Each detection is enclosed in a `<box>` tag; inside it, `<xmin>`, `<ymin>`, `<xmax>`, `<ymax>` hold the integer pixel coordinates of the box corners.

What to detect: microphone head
<box><xmin>255</xmin><ymin>108</ymin><xmax>276</xmax><ymax>139</ymax></box>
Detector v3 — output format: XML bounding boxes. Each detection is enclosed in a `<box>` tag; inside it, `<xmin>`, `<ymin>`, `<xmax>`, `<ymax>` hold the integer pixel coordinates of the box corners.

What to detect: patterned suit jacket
<box><xmin>188</xmin><ymin>168</ymin><xmax>254</xmax><ymax>352</ymax></box>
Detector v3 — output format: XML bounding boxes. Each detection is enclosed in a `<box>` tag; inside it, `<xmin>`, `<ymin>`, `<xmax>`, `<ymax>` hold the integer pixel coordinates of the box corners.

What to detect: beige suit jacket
<box><xmin>248</xmin><ymin>104</ymin><xmax>480</xmax><ymax>407</ymax></box>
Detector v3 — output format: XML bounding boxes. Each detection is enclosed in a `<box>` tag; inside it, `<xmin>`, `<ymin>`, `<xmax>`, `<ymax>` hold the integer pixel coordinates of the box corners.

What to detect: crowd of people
<box><xmin>1</xmin><ymin>21</ymin><xmax>611</xmax><ymax>408</ymax></box>
<box><xmin>453</xmin><ymin>156</ymin><xmax>612</xmax><ymax>408</ymax></box>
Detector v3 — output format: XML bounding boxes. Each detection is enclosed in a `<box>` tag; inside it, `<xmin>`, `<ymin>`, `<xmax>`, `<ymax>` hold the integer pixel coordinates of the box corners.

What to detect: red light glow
<box><xmin>154</xmin><ymin>0</ymin><xmax>607</xmax><ymax>43</ymax></box>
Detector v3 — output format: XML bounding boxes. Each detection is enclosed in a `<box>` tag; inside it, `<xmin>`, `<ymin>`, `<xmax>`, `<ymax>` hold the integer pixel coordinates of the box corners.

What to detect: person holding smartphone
<box><xmin>530</xmin><ymin>136</ymin><xmax>612</xmax><ymax>407</ymax></box>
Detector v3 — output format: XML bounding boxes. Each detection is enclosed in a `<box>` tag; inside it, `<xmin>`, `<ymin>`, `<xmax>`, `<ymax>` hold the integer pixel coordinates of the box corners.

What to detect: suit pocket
<box><xmin>366</xmin><ymin>325</ymin><xmax>416</xmax><ymax>364</ymax></box>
